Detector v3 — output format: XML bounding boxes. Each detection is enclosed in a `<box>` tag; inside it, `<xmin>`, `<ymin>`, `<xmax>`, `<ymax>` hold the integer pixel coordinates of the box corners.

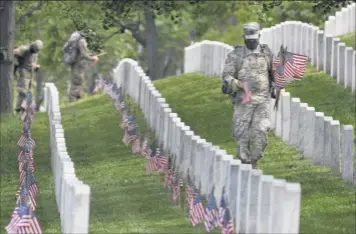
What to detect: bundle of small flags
<box><xmin>5</xmin><ymin>92</ymin><xmax>42</xmax><ymax>234</ymax></box>
<box><xmin>272</xmin><ymin>46</ymin><xmax>308</xmax><ymax>89</ymax></box>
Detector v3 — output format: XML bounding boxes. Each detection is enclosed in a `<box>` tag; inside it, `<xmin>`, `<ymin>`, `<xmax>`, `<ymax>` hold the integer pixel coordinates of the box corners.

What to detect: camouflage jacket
<box><xmin>72</xmin><ymin>38</ymin><xmax>94</xmax><ymax>68</ymax></box>
<box><xmin>221</xmin><ymin>44</ymin><xmax>275</xmax><ymax>104</ymax></box>
<box><xmin>15</xmin><ymin>45</ymin><xmax>39</xmax><ymax>72</ymax></box>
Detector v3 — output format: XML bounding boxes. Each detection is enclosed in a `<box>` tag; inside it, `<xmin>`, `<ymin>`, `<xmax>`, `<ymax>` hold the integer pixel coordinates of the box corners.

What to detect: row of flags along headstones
<box><xmin>5</xmin><ymin>92</ymin><xmax>42</xmax><ymax>234</ymax></box>
<box><xmin>95</xmin><ymin>76</ymin><xmax>235</xmax><ymax>234</ymax></box>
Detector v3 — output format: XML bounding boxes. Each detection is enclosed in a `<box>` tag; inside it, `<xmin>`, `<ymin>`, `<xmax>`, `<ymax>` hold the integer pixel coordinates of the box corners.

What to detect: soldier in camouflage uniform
<box><xmin>14</xmin><ymin>40</ymin><xmax>43</xmax><ymax>113</ymax></box>
<box><xmin>69</xmin><ymin>32</ymin><xmax>98</xmax><ymax>102</ymax></box>
<box><xmin>221</xmin><ymin>22</ymin><xmax>275</xmax><ymax>169</ymax></box>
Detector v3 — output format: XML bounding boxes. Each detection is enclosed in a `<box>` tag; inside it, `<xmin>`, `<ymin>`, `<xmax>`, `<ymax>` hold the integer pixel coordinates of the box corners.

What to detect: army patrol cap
<box><xmin>243</xmin><ymin>22</ymin><xmax>260</xmax><ymax>39</ymax></box>
<box><xmin>32</xmin><ymin>40</ymin><xmax>43</xmax><ymax>50</ymax></box>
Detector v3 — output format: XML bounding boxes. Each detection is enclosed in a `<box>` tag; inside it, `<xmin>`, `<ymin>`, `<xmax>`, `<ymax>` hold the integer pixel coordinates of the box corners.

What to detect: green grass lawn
<box><xmin>153</xmin><ymin>73</ymin><xmax>356</xmax><ymax>234</ymax></box>
<box><xmin>0</xmin><ymin>113</ymin><xmax>61</xmax><ymax>234</ymax></box>
<box><xmin>340</xmin><ymin>32</ymin><xmax>356</xmax><ymax>50</ymax></box>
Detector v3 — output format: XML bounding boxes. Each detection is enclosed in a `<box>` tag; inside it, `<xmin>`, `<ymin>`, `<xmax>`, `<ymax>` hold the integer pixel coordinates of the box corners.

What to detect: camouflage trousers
<box><xmin>232</xmin><ymin>100</ymin><xmax>270</xmax><ymax>163</ymax></box>
<box><xmin>16</xmin><ymin>69</ymin><xmax>34</xmax><ymax>110</ymax></box>
<box><xmin>69</xmin><ymin>65</ymin><xmax>86</xmax><ymax>102</ymax></box>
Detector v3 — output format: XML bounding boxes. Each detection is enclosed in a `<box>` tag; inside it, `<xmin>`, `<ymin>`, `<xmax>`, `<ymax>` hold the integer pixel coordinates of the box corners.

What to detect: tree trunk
<box><xmin>0</xmin><ymin>1</ymin><xmax>15</xmax><ymax>114</ymax></box>
<box><xmin>144</xmin><ymin>5</ymin><xmax>157</xmax><ymax>80</ymax></box>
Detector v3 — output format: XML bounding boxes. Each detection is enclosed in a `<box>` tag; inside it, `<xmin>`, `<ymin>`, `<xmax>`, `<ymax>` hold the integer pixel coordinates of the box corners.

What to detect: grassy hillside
<box><xmin>0</xmin><ymin>113</ymin><xmax>60</xmax><ymax>234</ymax></box>
<box><xmin>153</xmin><ymin>73</ymin><xmax>356</xmax><ymax>234</ymax></box>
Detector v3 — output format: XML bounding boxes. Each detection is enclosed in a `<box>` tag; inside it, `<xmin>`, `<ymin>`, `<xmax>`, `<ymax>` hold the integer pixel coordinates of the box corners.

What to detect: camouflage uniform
<box><xmin>15</xmin><ymin>40</ymin><xmax>43</xmax><ymax>111</ymax></box>
<box><xmin>69</xmin><ymin>38</ymin><xmax>94</xmax><ymax>102</ymax></box>
<box><xmin>221</xmin><ymin>23</ymin><xmax>274</xmax><ymax>167</ymax></box>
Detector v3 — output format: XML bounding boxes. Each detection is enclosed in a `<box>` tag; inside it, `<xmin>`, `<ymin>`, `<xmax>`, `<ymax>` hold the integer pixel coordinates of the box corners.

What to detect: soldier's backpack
<box><xmin>62</xmin><ymin>38</ymin><xmax>80</xmax><ymax>66</ymax></box>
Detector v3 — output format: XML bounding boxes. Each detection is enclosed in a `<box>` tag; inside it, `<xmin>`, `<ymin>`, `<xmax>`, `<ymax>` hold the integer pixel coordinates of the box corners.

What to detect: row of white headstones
<box><xmin>185</xmin><ymin>21</ymin><xmax>356</xmax><ymax>92</ymax></box>
<box><xmin>43</xmin><ymin>83</ymin><xmax>91</xmax><ymax>234</ymax></box>
<box><xmin>113</xmin><ymin>58</ymin><xmax>302</xmax><ymax>233</ymax></box>
<box><xmin>184</xmin><ymin>39</ymin><xmax>355</xmax><ymax>185</ymax></box>
<box><xmin>324</xmin><ymin>3</ymin><xmax>356</xmax><ymax>37</ymax></box>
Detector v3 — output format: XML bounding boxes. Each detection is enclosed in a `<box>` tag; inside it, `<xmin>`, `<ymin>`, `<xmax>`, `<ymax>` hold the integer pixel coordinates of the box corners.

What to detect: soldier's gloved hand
<box><xmin>231</xmin><ymin>79</ymin><xmax>241</xmax><ymax>92</ymax></box>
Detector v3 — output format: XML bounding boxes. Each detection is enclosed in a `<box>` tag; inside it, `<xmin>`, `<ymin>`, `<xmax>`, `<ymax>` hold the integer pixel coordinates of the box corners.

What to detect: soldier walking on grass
<box><xmin>62</xmin><ymin>31</ymin><xmax>99</xmax><ymax>102</ymax></box>
<box><xmin>13</xmin><ymin>40</ymin><xmax>43</xmax><ymax>113</ymax></box>
<box><xmin>221</xmin><ymin>22</ymin><xmax>276</xmax><ymax>169</ymax></box>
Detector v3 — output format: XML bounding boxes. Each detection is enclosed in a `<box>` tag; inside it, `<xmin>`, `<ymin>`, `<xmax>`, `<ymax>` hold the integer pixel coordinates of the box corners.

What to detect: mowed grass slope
<box><xmin>154</xmin><ymin>73</ymin><xmax>356</xmax><ymax>234</ymax></box>
<box><xmin>0</xmin><ymin>113</ymin><xmax>61</xmax><ymax>234</ymax></box>
<box><xmin>60</xmin><ymin>96</ymin><xmax>212</xmax><ymax>233</ymax></box>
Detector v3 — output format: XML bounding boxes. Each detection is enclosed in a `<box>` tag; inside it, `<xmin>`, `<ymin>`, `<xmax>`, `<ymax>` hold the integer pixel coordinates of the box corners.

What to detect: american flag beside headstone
<box><xmin>218</xmin><ymin>194</ymin><xmax>234</xmax><ymax>233</ymax></box>
<box><xmin>131</xmin><ymin>136</ymin><xmax>141</xmax><ymax>154</ymax></box>
<box><xmin>156</xmin><ymin>146</ymin><xmax>168</xmax><ymax>173</ymax></box>
<box><xmin>204</xmin><ymin>189</ymin><xmax>219</xmax><ymax>232</ymax></box>
<box><xmin>185</xmin><ymin>174</ymin><xmax>194</xmax><ymax>209</ymax></box>
<box><xmin>172</xmin><ymin>171</ymin><xmax>181</xmax><ymax>205</ymax></box>
<box><xmin>189</xmin><ymin>188</ymin><xmax>205</xmax><ymax>226</ymax></box>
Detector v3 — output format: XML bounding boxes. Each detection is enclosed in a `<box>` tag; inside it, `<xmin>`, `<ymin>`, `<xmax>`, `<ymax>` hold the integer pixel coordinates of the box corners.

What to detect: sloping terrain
<box><xmin>154</xmin><ymin>73</ymin><xmax>356</xmax><ymax>234</ymax></box>
<box><xmin>54</xmin><ymin>71</ymin><xmax>355</xmax><ymax>233</ymax></box>
<box><xmin>0</xmin><ymin>113</ymin><xmax>60</xmax><ymax>234</ymax></box>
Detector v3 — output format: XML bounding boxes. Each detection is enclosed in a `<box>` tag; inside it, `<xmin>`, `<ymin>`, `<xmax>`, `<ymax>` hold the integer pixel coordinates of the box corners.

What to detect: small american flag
<box><xmin>273</xmin><ymin>52</ymin><xmax>308</xmax><ymax>88</ymax></box>
<box><xmin>29</xmin><ymin>211</ymin><xmax>42</xmax><ymax>234</ymax></box>
<box><xmin>131</xmin><ymin>136</ymin><xmax>141</xmax><ymax>154</ymax></box>
<box><xmin>22</xmin><ymin>121</ymin><xmax>30</xmax><ymax>134</ymax></box>
<box><xmin>204</xmin><ymin>190</ymin><xmax>219</xmax><ymax>232</ymax></box>
<box><xmin>165</xmin><ymin>169</ymin><xmax>173</xmax><ymax>189</ymax></box>
<box><xmin>221</xmin><ymin>207</ymin><xmax>234</xmax><ymax>234</ymax></box>
<box><xmin>218</xmin><ymin>195</ymin><xmax>226</xmax><ymax>227</ymax></box>
<box><xmin>126</xmin><ymin>127</ymin><xmax>138</xmax><ymax>145</ymax></box>
<box><xmin>103</xmin><ymin>83</ymin><xmax>113</xmax><ymax>96</ymax></box>
<box><xmin>17</xmin><ymin>135</ymin><xmax>27</xmax><ymax>148</ymax></box>
<box><xmin>141</xmin><ymin>136</ymin><xmax>149</xmax><ymax>157</ymax></box>
<box><xmin>190</xmin><ymin>189</ymin><xmax>205</xmax><ymax>226</ymax></box>
<box><xmin>185</xmin><ymin>174</ymin><xmax>194</xmax><ymax>208</ymax></box>
<box><xmin>126</xmin><ymin>117</ymin><xmax>137</xmax><ymax>132</ymax></box>
<box><xmin>114</xmin><ymin>100</ymin><xmax>121</xmax><ymax>112</ymax></box>
<box><xmin>172</xmin><ymin>173</ymin><xmax>180</xmax><ymax>204</ymax></box>
<box><xmin>146</xmin><ymin>147</ymin><xmax>157</xmax><ymax>173</ymax></box>
<box><xmin>28</xmin><ymin>173</ymin><xmax>38</xmax><ymax>201</ymax></box>
<box><xmin>19</xmin><ymin>169</ymin><xmax>26</xmax><ymax>185</ymax></box>
<box><xmin>157</xmin><ymin>147</ymin><xmax>168</xmax><ymax>173</ymax></box>
<box><xmin>16</xmin><ymin>205</ymin><xmax>31</xmax><ymax>230</ymax></box>
<box><xmin>92</xmin><ymin>80</ymin><xmax>103</xmax><ymax>94</ymax></box>
<box><xmin>122</xmin><ymin>131</ymin><xmax>130</xmax><ymax>146</ymax></box>
<box><xmin>26</xmin><ymin>152</ymin><xmax>35</xmax><ymax>173</ymax></box>
<box><xmin>5</xmin><ymin>205</ymin><xmax>21</xmax><ymax>234</ymax></box>
<box><xmin>120</xmin><ymin>114</ymin><xmax>129</xmax><ymax>129</ymax></box>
